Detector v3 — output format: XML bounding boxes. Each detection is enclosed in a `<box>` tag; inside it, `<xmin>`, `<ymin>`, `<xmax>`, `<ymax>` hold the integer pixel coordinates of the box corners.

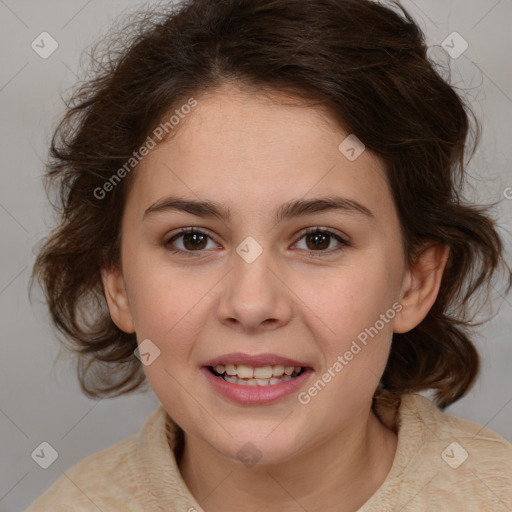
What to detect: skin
<box><xmin>102</xmin><ymin>82</ymin><xmax>449</xmax><ymax>511</ymax></box>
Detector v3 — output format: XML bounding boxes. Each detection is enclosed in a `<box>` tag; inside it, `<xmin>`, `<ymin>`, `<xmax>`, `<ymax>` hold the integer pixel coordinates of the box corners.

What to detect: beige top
<box><xmin>25</xmin><ymin>393</ymin><xmax>512</xmax><ymax>511</ymax></box>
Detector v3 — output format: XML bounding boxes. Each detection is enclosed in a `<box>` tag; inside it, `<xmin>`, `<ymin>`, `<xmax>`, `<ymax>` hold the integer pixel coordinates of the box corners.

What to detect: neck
<box><xmin>177</xmin><ymin>403</ymin><xmax>398</xmax><ymax>512</ymax></box>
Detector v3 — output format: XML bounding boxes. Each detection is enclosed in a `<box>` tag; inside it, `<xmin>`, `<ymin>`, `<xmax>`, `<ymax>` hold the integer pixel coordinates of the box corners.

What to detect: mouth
<box><xmin>201</xmin><ymin>352</ymin><xmax>313</xmax><ymax>404</ymax></box>
<box><xmin>208</xmin><ymin>364</ymin><xmax>306</xmax><ymax>386</ymax></box>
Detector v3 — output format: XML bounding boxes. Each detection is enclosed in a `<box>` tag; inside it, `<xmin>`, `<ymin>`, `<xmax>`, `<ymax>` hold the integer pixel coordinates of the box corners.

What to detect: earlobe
<box><xmin>393</xmin><ymin>244</ymin><xmax>450</xmax><ymax>334</ymax></box>
<box><xmin>101</xmin><ymin>265</ymin><xmax>136</xmax><ymax>334</ymax></box>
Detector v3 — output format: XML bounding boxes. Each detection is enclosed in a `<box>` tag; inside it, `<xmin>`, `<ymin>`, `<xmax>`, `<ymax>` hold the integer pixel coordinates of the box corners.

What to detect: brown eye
<box><xmin>181</xmin><ymin>232</ymin><xmax>208</xmax><ymax>250</ymax></box>
<box><xmin>294</xmin><ymin>228</ymin><xmax>348</xmax><ymax>254</ymax></box>
<box><xmin>165</xmin><ymin>228</ymin><xmax>216</xmax><ymax>254</ymax></box>
<box><xmin>164</xmin><ymin>226</ymin><xmax>348</xmax><ymax>258</ymax></box>
<box><xmin>305</xmin><ymin>231</ymin><xmax>331</xmax><ymax>250</ymax></box>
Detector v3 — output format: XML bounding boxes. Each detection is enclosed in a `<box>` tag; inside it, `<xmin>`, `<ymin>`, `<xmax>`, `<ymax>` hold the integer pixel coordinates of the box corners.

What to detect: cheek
<box><xmin>127</xmin><ymin>269</ymin><xmax>215</xmax><ymax>408</ymax></box>
<box><xmin>306</xmin><ymin>262</ymin><xmax>399</xmax><ymax>334</ymax></box>
<box><xmin>296</xmin><ymin>258</ymin><xmax>400</xmax><ymax>380</ymax></box>
<box><xmin>126</xmin><ymin>260</ymin><xmax>214</xmax><ymax>349</ymax></box>
<box><xmin>297</xmin><ymin>273</ymin><xmax>397</xmax><ymax>412</ymax></box>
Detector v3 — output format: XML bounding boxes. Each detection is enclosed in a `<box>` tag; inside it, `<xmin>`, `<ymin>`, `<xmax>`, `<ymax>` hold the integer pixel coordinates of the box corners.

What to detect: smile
<box><xmin>209</xmin><ymin>364</ymin><xmax>304</xmax><ymax>386</ymax></box>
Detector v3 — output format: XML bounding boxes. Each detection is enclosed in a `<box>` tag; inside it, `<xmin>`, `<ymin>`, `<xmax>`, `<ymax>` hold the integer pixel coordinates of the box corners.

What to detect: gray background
<box><xmin>0</xmin><ymin>1</ymin><xmax>511</xmax><ymax>510</ymax></box>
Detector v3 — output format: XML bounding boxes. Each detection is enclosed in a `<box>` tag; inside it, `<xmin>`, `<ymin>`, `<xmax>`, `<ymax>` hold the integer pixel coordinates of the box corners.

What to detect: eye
<box><xmin>293</xmin><ymin>227</ymin><xmax>348</xmax><ymax>256</ymax></box>
<box><xmin>164</xmin><ymin>228</ymin><xmax>218</xmax><ymax>255</ymax></box>
<box><xmin>164</xmin><ymin>226</ymin><xmax>348</xmax><ymax>257</ymax></box>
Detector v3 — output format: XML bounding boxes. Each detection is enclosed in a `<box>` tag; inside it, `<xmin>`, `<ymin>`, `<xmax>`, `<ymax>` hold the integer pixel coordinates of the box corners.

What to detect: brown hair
<box><xmin>30</xmin><ymin>0</ymin><xmax>511</xmax><ymax>409</ymax></box>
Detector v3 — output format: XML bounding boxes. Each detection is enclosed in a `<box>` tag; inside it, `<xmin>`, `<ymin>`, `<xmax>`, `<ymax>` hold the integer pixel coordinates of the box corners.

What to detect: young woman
<box><xmin>28</xmin><ymin>0</ymin><xmax>512</xmax><ymax>510</ymax></box>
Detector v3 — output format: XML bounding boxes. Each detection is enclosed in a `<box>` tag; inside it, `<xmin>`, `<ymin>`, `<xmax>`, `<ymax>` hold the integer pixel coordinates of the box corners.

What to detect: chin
<box><xmin>209</xmin><ymin>428</ymin><xmax>307</xmax><ymax>467</ymax></box>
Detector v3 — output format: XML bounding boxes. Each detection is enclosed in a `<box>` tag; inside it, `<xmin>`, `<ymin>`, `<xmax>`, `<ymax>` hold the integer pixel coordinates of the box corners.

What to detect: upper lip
<box><xmin>203</xmin><ymin>352</ymin><xmax>310</xmax><ymax>368</ymax></box>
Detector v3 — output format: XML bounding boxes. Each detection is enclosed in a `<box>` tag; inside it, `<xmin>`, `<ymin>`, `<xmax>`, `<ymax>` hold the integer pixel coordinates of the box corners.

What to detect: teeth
<box><xmin>236</xmin><ymin>364</ymin><xmax>254</xmax><ymax>379</ymax></box>
<box><xmin>225</xmin><ymin>364</ymin><xmax>237</xmax><ymax>376</ymax></box>
<box><xmin>221</xmin><ymin>374</ymin><xmax>295</xmax><ymax>386</ymax></box>
<box><xmin>212</xmin><ymin>364</ymin><xmax>303</xmax><ymax>385</ymax></box>
<box><xmin>254</xmin><ymin>366</ymin><xmax>273</xmax><ymax>379</ymax></box>
<box><xmin>272</xmin><ymin>365</ymin><xmax>285</xmax><ymax>376</ymax></box>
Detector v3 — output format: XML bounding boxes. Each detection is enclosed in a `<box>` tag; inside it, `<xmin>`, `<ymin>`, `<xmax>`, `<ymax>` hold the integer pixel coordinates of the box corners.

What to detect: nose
<box><xmin>216</xmin><ymin>247</ymin><xmax>293</xmax><ymax>333</ymax></box>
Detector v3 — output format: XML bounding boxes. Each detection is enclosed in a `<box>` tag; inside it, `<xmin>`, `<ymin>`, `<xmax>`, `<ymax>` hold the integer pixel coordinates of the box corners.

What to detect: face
<box><xmin>103</xmin><ymin>82</ymin><xmax>417</xmax><ymax>465</ymax></box>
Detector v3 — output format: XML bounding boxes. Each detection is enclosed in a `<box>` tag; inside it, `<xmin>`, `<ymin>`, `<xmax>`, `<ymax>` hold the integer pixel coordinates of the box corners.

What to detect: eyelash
<box><xmin>163</xmin><ymin>227</ymin><xmax>349</xmax><ymax>258</ymax></box>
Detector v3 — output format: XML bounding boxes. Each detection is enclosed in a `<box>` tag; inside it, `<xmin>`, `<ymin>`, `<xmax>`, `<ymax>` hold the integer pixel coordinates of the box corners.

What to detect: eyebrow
<box><xmin>143</xmin><ymin>195</ymin><xmax>374</xmax><ymax>223</ymax></box>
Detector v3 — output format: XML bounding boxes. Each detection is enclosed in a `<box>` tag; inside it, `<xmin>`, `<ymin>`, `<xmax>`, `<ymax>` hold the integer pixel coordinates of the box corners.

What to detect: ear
<box><xmin>393</xmin><ymin>243</ymin><xmax>450</xmax><ymax>334</ymax></box>
<box><xmin>101</xmin><ymin>265</ymin><xmax>135</xmax><ymax>333</ymax></box>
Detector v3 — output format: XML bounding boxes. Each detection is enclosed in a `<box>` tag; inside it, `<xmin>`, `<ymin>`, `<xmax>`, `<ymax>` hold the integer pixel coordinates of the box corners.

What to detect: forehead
<box><xmin>125</xmin><ymin>83</ymin><xmax>394</xmax><ymax>223</ymax></box>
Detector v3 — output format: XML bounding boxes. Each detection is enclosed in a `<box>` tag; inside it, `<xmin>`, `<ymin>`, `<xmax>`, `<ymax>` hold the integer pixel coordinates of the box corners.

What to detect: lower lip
<box><xmin>201</xmin><ymin>367</ymin><xmax>313</xmax><ymax>405</ymax></box>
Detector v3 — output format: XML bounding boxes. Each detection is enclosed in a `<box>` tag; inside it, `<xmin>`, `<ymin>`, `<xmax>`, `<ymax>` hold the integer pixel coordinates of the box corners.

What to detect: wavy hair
<box><xmin>30</xmin><ymin>0</ymin><xmax>511</xmax><ymax>409</ymax></box>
